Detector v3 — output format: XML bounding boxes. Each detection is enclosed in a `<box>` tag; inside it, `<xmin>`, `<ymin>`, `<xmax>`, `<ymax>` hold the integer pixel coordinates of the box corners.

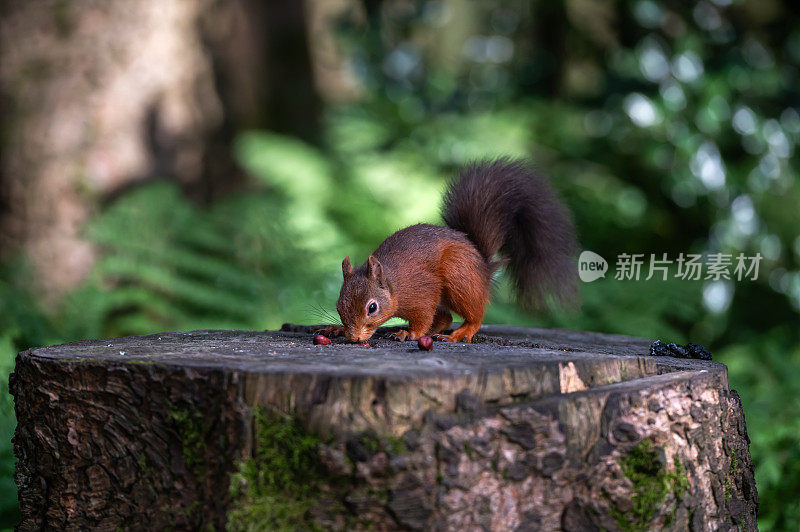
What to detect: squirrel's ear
<box><xmin>342</xmin><ymin>256</ymin><xmax>353</xmax><ymax>280</ymax></box>
<box><xmin>367</xmin><ymin>255</ymin><xmax>384</xmax><ymax>284</ymax></box>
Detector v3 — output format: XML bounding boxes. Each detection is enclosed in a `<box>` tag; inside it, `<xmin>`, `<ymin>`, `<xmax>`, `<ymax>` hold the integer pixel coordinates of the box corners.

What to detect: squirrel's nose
<box><xmin>356</xmin><ymin>331</ymin><xmax>375</xmax><ymax>343</ymax></box>
<box><xmin>345</xmin><ymin>329</ymin><xmax>368</xmax><ymax>343</ymax></box>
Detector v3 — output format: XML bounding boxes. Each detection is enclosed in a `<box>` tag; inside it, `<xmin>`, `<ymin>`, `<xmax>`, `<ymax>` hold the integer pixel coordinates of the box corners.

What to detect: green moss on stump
<box><xmin>225</xmin><ymin>407</ymin><xmax>414</xmax><ymax>530</ymax></box>
<box><xmin>226</xmin><ymin>407</ymin><xmax>324</xmax><ymax>532</ymax></box>
<box><xmin>362</xmin><ymin>431</ymin><xmax>407</xmax><ymax>456</ymax></box>
<box><xmin>612</xmin><ymin>439</ymin><xmax>689</xmax><ymax>532</ymax></box>
<box><xmin>724</xmin><ymin>449</ymin><xmax>739</xmax><ymax>502</ymax></box>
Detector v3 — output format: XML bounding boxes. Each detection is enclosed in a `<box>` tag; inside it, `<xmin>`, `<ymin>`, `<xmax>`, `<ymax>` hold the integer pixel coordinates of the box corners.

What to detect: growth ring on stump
<box><xmin>11</xmin><ymin>325</ymin><xmax>757</xmax><ymax>530</ymax></box>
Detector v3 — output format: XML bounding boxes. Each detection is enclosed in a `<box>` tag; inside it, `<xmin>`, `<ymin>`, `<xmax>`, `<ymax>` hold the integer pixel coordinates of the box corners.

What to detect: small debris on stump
<box><xmin>650</xmin><ymin>340</ymin><xmax>711</xmax><ymax>360</ymax></box>
<box><xmin>313</xmin><ymin>335</ymin><xmax>331</xmax><ymax>345</ymax></box>
<box><xmin>418</xmin><ymin>336</ymin><xmax>433</xmax><ymax>351</ymax></box>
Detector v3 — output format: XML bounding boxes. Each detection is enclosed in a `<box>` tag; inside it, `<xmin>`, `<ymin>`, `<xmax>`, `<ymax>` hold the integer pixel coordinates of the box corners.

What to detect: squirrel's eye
<box><xmin>367</xmin><ymin>301</ymin><xmax>378</xmax><ymax>314</ymax></box>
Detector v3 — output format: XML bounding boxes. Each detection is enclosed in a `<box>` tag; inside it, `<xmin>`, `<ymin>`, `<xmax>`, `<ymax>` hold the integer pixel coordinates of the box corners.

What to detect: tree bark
<box><xmin>11</xmin><ymin>325</ymin><xmax>758</xmax><ymax>530</ymax></box>
<box><xmin>0</xmin><ymin>0</ymin><xmax>323</xmax><ymax>300</ymax></box>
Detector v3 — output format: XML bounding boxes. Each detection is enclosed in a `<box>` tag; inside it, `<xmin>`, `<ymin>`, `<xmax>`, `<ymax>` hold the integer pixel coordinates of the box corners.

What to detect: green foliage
<box><xmin>0</xmin><ymin>263</ymin><xmax>44</xmax><ymax>527</ymax></box>
<box><xmin>226</xmin><ymin>408</ymin><xmax>322</xmax><ymax>531</ymax></box>
<box><xmin>612</xmin><ymin>439</ymin><xmax>688</xmax><ymax>532</ymax></box>
<box><xmin>718</xmin><ymin>334</ymin><xmax>800</xmax><ymax>531</ymax></box>
<box><xmin>51</xmin><ymin>174</ymin><xmax>351</xmax><ymax>340</ymax></box>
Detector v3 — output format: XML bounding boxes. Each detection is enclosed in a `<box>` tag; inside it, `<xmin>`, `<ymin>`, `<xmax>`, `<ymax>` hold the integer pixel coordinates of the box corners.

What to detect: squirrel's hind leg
<box><xmin>434</xmin><ymin>321</ymin><xmax>482</xmax><ymax>343</ymax></box>
<box><xmin>427</xmin><ymin>305</ymin><xmax>453</xmax><ymax>335</ymax></box>
<box><xmin>434</xmin><ymin>242</ymin><xmax>489</xmax><ymax>343</ymax></box>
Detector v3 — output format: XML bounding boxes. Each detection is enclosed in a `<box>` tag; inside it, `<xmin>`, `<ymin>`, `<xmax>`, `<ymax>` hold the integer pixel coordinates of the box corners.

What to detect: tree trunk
<box><xmin>0</xmin><ymin>0</ymin><xmax>323</xmax><ymax>300</ymax></box>
<box><xmin>11</xmin><ymin>325</ymin><xmax>758</xmax><ymax>530</ymax></box>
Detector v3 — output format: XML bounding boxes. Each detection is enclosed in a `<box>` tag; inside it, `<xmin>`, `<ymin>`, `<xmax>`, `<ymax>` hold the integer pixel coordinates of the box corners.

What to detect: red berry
<box><xmin>418</xmin><ymin>336</ymin><xmax>433</xmax><ymax>351</ymax></box>
<box><xmin>313</xmin><ymin>335</ymin><xmax>331</xmax><ymax>345</ymax></box>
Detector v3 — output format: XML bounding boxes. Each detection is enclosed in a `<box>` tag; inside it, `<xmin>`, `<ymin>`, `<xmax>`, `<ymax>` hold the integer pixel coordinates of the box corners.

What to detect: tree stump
<box><xmin>11</xmin><ymin>325</ymin><xmax>757</xmax><ymax>531</ymax></box>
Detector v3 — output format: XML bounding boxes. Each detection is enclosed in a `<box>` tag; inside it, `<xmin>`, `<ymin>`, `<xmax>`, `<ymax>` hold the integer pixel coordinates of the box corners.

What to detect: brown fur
<box><xmin>330</xmin><ymin>159</ymin><xmax>578</xmax><ymax>343</ymax></box>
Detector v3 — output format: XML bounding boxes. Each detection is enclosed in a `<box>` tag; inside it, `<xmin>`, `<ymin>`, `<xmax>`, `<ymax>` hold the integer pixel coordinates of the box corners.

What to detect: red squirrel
<box><xmin>320</xmin><ymin>159</ymin><xmax>578</xmax><ymax>343</ymax></box>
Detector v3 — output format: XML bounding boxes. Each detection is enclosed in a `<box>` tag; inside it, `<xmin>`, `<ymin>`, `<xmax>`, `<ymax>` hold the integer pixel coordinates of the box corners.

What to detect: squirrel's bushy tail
<box><xmin>441</xmin><ymin>158</ymin><xmax>578</xmax><ymax>310</ymax></box>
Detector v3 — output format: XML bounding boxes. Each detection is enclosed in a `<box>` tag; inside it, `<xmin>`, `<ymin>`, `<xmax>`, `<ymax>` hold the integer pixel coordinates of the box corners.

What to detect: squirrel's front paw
<box><xmin>316</xmin><ymin>325</ymin><xmax>345</xmax><ymax>338</ymax></box>
<box><xmin>391</xmin><ymin>329</ymin><xmax>418</xmax><ymax>342</ymax></box>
